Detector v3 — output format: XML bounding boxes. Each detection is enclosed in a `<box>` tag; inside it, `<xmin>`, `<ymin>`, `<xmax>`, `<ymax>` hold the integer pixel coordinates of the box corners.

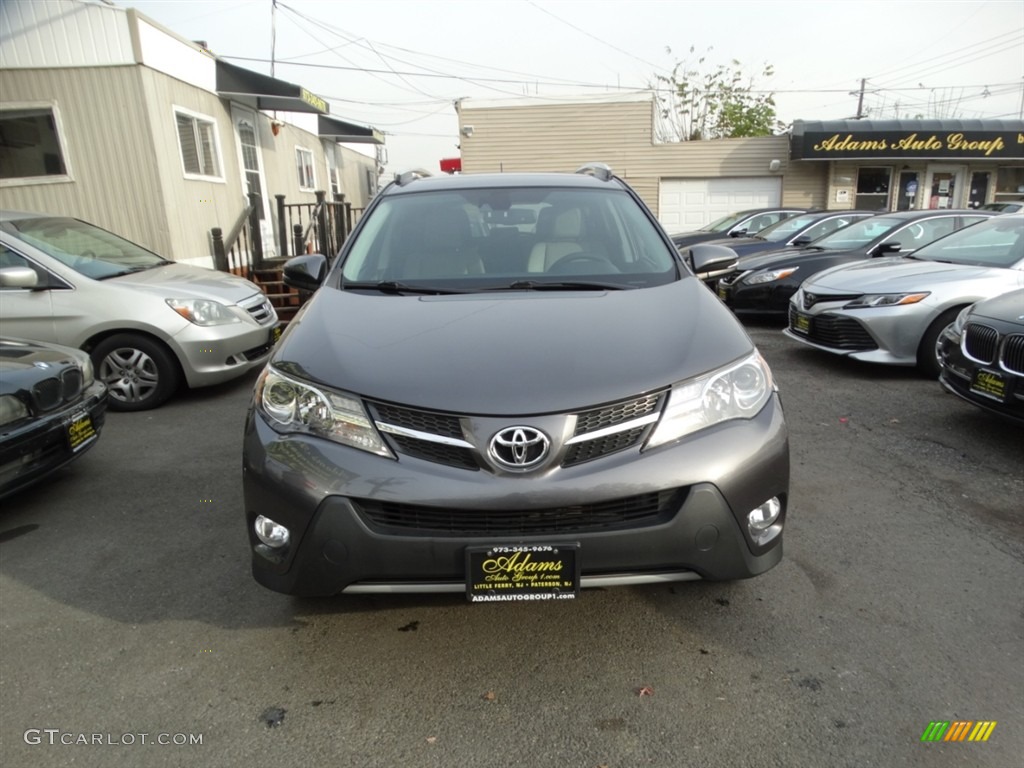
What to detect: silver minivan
<box><xmin>0</xmin><ymin>211</ymin><xmax>278</xmax><ymax>410</ymax></box>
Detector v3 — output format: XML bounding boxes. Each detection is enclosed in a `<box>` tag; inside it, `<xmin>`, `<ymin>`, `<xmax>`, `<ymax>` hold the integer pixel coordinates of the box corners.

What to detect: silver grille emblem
<box><xmin>489</xmin><ymin>426</ymin><xmax>550</xmax><ymax>470</ymax></box>
<box><xmin>804</xmin><ymin>293</ymin><xmax>816</xmax><ymax>310</ymax></box>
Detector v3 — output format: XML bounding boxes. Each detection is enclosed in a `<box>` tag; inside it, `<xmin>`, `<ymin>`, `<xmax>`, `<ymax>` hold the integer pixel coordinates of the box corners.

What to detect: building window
<box><xmin>0</xmin><ymin>105</ymin><xmax>71</xmax><ymax>184</ymax></box>
<box><xmin>174</xmin><ymin>108</ymin><xmax>222</xmax><ymax>179</ymax></box>
<box><xmin>995</xmin><ymin>166</ymin><xmax>1024</xmax><ymax>201</ymax></box>
<box><xmin>296</xmin><ymin>147</ymin><xmax>316</xmax><ymax>191</ymax></box>
<box><xmin>855</xmin><ymin>167</ymin><xmax>891</xmax><ymax>210</ymax></box>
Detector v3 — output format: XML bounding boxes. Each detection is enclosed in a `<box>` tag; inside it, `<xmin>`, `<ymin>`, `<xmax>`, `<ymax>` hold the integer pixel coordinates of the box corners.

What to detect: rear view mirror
<box><xmin>791</xmin><ymin>236</ymin><xmax>813</xmax><ymax>246</ymax></box>
<box><xmin>283</xmin><ymin>254</ymin><xmax>328</xmax><ymax>291</ymax></box>
<box><xmin>0</xmin><ymin>266</ymin><xmax>40</xmax><ymax>288</ymax></box>
<box><xmin>688</xmin><ymin>243</ymin><xmax>738</xmax><ymax>280</ymax></box>
<box><xmin>728</xmin><ymin>229</ymin><xmax>747</xmax><ymax>238</ymax></box>
<box><xmin>873</xmin><ymin>242</ymin><xmax>902</xmax><ymax>256</ymax></box>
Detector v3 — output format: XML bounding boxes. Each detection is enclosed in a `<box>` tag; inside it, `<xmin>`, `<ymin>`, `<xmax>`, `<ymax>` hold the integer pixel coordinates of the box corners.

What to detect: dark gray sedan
<box><xmin>243</xmin><ymin>166</ymin><xmax>789</xmax><ymax>599</ymax></box>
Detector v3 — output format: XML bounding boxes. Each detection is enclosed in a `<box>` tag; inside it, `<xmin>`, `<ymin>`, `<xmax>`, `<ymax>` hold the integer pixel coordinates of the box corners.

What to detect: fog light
<box><xmin>747</xmin><ymin>497</ymin><xmax>782</xmax><ymax>546</ymax></box>
<box><xmin>254</xmin><ymin>515</ymin><xmax>290</xmax><ymax>548</ymax></box>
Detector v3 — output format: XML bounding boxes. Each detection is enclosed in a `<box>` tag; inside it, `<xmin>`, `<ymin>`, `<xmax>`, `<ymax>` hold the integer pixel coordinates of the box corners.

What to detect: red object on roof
<box><xmin>439</xmin><ymin>157</ymin><xmax>462</xmax><ymax>174</ymax></box>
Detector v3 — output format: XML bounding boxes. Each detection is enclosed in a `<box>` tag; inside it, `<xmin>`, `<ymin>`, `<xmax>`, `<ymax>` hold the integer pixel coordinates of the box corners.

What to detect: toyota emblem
<box><xmin>489</xmin><ymin>426</ymin><xmax>550</xmax><ymax>470</ymax></box>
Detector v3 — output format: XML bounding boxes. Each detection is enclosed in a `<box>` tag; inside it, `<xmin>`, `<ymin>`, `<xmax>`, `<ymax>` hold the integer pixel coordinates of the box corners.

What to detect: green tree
<box><xmin>653</xmin><ymin>47</ymin><xmax>781</xmax><ymax>141</ymax></box>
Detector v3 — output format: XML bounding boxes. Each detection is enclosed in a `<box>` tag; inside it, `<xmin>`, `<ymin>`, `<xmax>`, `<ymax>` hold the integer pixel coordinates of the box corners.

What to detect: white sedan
<box><xmin>784</xmin><ymin>215</ymin><xmax>1024</xmax><ymax>377</ymax></box>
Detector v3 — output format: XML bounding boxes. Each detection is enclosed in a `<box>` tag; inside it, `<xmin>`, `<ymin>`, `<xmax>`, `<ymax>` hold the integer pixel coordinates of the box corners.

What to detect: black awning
<box><xmin>790</xmin><ymin>118</ymin><xmax>1024</xmax><ymax>161</ymax></box>
<box><xmin>318</xmin><ymin>114</ymin><xmax>384</xmax><ymax>145</ymax></box>
<box><xmin>216</xmin><ymin>60</ymin><xmax>328</xmax><ymax>114</ymax></box>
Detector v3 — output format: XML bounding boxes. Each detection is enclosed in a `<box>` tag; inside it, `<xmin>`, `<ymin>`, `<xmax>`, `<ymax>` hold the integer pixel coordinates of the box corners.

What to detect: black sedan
<box><xmin>670</xmin><ymin>207</ymin><xmax>808</xmax><ymax>249</ymax></box>
<box><xmin>715</xmin><ymin>209</ymin><xmax>996</xmax><ymax>315</ymax></box>
<box><xmin>699</xmin><ymin>210</ymin><xmax>875</xmax><ymax>261</ymax></box>
<box><xmin>0</xmin><ymin>337</ymin><xmax>107</xmax><ymax>498</ymax></box>
<box><xmin>938</xmin><ymin>289</ymin><xmax>1024</xmax><ymax>425</ymax></box>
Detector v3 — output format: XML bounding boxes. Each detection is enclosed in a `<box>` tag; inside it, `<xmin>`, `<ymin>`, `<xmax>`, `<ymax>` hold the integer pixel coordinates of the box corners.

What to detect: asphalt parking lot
<box><xmin>1</xmin><ymin>320</ymin><xmax>1021</xmax><ymax>768</ymax></box>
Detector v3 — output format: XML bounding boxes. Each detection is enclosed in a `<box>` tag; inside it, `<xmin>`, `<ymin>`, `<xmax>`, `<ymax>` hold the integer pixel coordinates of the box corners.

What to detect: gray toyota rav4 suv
<box><xmin>243</xmin><ymin>165</ymin><xmax>789</xmax><ymax>600</ymax></box>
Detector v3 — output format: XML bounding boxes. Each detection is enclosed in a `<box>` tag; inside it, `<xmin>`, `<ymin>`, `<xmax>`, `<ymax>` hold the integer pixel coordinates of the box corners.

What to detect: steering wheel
<box><xmin>549</xmin><ymin>253</ymin><xmax>620</xmax><ymax>275</ymax></box>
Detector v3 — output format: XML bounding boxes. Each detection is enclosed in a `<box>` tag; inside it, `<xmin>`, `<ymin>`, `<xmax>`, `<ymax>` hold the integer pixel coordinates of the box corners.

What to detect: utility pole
<box><xmin>855</xmin><ymin>78</ymin><xmax>866</xmax><ymax>119</ymax></box>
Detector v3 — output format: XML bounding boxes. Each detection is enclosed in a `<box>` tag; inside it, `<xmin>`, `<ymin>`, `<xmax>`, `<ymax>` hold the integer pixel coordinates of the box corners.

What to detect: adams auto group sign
<box><xmin>791</xmin><ymin>127</ymin><xmax>1024</xmax><ymax>160</ymax></box>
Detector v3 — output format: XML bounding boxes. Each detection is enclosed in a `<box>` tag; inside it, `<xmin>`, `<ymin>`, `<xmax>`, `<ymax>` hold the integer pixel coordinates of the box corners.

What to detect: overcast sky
<box><xmin>124</xmin><ymin>0</ymin><xmax>1024</xmax><ymax>175</ymax></box>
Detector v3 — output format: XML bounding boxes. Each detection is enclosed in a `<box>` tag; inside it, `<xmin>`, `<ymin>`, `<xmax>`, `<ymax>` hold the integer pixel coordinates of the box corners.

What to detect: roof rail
<box><xmin>575</xmin><ymin>162</ymin><xmax>614</xmax><ymax>182</ymax></box>
<box><xmin>394</xmin><ymin>168</ymin><xmax>433</xmax><ymax>186</ymax></box>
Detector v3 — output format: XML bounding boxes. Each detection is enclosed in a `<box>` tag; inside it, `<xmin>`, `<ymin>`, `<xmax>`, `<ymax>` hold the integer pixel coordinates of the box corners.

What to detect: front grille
<box><xmin>791</xmin><ymin>307</ymin><xmax>876</xmax><ymax>351</ymax></box>
<box><xmin>1002</xmin><ymin>334</ymin><xmax>1024</xmax><ymax>376</ymax></box>
<box><xmin>61</xmin><ymin>368</ymin><xmax>83</xmax><ymax>401</ymax></box>
<box><xmin>803</xmin><ymin>292</ymin><xmax>860</xmax><ymax>310</ymax></box>
<box><xmin>963</xmin><ymin>323</ymin><xmax>998</xmax><ymax>364</ymax></box>
<box><xmin>354</xmin><ymin>487</ymin><xmax>686</xmax><ymax>537</ymax></box>
<box><xmin>372</xmin><ymin>402</ymin><xmax>463</xmax><ymax>439</ymax></box>
<box><xmin>573</xmin><ymin>393</ymin><xmax>661</xmax><ymax>435</ymax></box>
<box><xmin>389</xmin><ymin>434</ymin><xmax>479</xmax><ymax>470</ymax></box>
<box><xmin>240</xmin><ymin>294</ymin><xmax>276</xmax><ymax>325</ymax></box>
<box><xmin>31</xmin><ymin>378</ymin><xmax>62</xmax><ymax>411</ymax></box>
<box><xmin>564</xmin><ymin>427</ymin><xmax>646</xmax><ymax>466</ymax></box>
<box><xmin>371</xmin><ymin>393</ymin><xmax>664</xmax><ymax>472</ymax></box>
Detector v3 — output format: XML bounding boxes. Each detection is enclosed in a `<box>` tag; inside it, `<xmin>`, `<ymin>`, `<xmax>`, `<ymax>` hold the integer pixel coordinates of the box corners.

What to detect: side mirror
<box><xmin>728</xmin><ymin>228</ymin><xmax>747</xmax><ymax>238</ymax></box>
<box><xmin>688</xmin><ymin>243</ymin><xmax>738</xmax><ymax>280</ymax></box>
<box><xmin>283</xmin><ymin>254</ymin><xmax>328</xmax><ymax>291</ymax></box>
<box><xmin>0</xmin><ymin>266</ymin><xmax>40</xmax><ymax>288</ymax></box>
<box><xmin>791</xmin><ymin>236</ymin><xmax>813</xmax><ymax>246</ymax></box>
<box><xmin>873</xmin><ymin>242</ymin><xmax>902</xmax><ymax>256</ymax></box>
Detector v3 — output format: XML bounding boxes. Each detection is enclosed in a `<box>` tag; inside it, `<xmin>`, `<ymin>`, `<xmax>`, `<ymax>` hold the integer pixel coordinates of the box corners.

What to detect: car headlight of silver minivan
<box><xmin>647</xmin><ymin>351</ymin><xmax>774</xmax><ymax>448</ymax></box>
<box><xmin>255</xmin><ymin>368</ymin><xmax>393</xmax><ymax>458</ymax></box>
<box><xmin>166</xmin><ymin>298</ymin><xmax>240</xmax><ymax>326</ymax></box>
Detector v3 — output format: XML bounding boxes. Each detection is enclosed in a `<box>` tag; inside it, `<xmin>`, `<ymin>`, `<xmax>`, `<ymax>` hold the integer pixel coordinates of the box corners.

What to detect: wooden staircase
<box><xmin>248</xmin><ymin>263</ymin><xmax>308</xmax><ymax>327</ymax></box>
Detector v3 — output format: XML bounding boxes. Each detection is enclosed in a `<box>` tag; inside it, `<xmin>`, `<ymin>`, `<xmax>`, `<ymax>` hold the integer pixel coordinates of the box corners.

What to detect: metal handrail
<box><xmin>222</xmin><ymin>197</ymin><xmax>256</xmax><ymax>254</ymax></box>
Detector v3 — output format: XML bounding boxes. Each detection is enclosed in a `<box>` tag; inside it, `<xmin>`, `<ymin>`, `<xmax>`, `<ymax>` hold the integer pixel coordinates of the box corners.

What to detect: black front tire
<box><xmin>916</xmin><ymin>307</ymin><xmax>961</xmax><ymax>379</ymax></box>
<box><xmin>91</xmin><ymin>333</ymin><xmax>181</xmax><ymax>411</ymax></box>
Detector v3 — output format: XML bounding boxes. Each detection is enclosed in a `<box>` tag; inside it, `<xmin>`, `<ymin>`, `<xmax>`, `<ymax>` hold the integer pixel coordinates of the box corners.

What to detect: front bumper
<box><xmin>784</xmin><ymin>296</ymin><xmax>926</xmax><ymax>366</ymax></box>
<box><xmin>938</xmin><ymin>328</ymin><xmax>1024</xmax><ymax>425</ymax></box>
<box><xmin>243</xmin><ymin>396</ymin><xmax>789</xmax><ymax>597</ymax></box>
<box><xmin>171</xmin><ymin>320</ymin><xmax>280</xmax><ymax>388</ymax></box>
<box><xmin>0</xmin><ymin>381</ymin><xmax>107</xmax><ymax>498</ymax></box>
<box><xmin>720</xmin><ymin>279</ymin><xmax>798</xmax><ymax>314</ymax></box>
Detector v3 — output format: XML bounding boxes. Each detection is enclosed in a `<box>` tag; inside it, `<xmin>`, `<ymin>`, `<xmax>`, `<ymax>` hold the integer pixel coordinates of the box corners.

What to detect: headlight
<box><xmin>255</xmin><ymin>368</ymin><xmax>393</xmax><ymax>458</ymax></box>
<box><xmin>81</xmin><ymin>356</ymin><xmax>95</xmax><ymax>387</ymax></box>
<box><xmin>843</xmin><ymin>292</ymin><xmax>930</xmax><ymax>309</ymax></box>
<box><xmin>744</xmin><ymin>267</ymin><xmax>798</xmax><ymax>285</ymax></box>
<box><xmin>166</xmin><ymin>298</ymin><xmax>240</xmax><ymax>326</ymax></box>
<box><xmin>0</xmin><ymin>395</ymin><xmax>30</xmax><ymax>427</ymax></box>
<box><xmin>646</xmin><ymin>351</ymin><xmax>774</xmax><ymax>448</ymax></box>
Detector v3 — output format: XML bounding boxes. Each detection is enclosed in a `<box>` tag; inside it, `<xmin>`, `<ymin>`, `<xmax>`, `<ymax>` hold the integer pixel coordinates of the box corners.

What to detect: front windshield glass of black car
<box><xmin>811</xmin><ymin>216</ymin><xmax>904</xmax><ymax>249</ymax></box>
<box><xmin>341</xmin><ymin>186</ymin><xmax>679</xmax><ymax>290</ymax></box>
<box><xmin>910</xmin><ymin>217</ymin><xmax>1023</xmax><ymax>267</ymax></box>
<box><xmin>700</xmin><ymin>211</ymin><xmax>747</xmax><ymax>233</ymax></box>
<box><xmin>757</xmin><ymin>214</ymin><xmax>817</xmax><ymax>242</ymax></box>
<box><xmin>6</xmin><ymin>217</ymin><xmax>166</xmax><ymax>279</ymax></box>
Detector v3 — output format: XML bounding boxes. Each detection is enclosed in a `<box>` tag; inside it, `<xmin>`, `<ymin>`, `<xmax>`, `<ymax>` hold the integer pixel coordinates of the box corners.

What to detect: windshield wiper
<box><xmin>100</xmin><ymin>264</ymin><xmax>166</xmax><ymax>279</ymax></box>
<box><xmin>342</xmin><ymin>280</ymin><xmax>464</xmax><ymax>295</ymax></box>
<box><xmin>489</xmin><ymin>280</ymin><xmax>625</xmax><ymax>291</ymax></box>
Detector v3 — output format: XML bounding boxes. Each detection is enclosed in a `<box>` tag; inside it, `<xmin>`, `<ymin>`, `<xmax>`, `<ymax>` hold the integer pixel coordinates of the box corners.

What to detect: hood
<box><xmin>273</xmin><ymin>280</ymin><xmax>753</xmax><ymax>415</ymax></box>
<box><xmin>808</xmin><ymin>257</ymin><xmax>1019</xmax><ymax>294</ymax></box>
<box><xmin>110</xmin><ymin>263</ymin><xmax>262</xmax><ymax>304</ymax></box>
<box><xmin>0</xmin><ymin>338</ymin><xmax>89</xmax><ymax>396</ymax></box>
<box><xmin>736</xmin><ymin>246</ymin><xmax>823</xmax><ymax>271</ymax></box>
<box><xmin>970</xmin><ymin>288</ymin><xmax>1024</xmax><ymax>324</ymax></box>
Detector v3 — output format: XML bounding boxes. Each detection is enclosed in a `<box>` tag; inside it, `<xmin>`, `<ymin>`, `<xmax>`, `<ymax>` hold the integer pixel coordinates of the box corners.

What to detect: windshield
<box><xmin>340</xmin><ymin>186</ymin><xmax>679</xmax><ymax>290</ymax></box>
<box><xmin>810</xmin><ymin>216</ymin><xmax>905</xmax><ymax>250</ymax></box>
<box><xmin>4</xmin><ymin>217</ymin><xmax>166</xmax><ymax>279</ymax></box>
<box><xmin>699</xmin><ymin>211</ymin><xmax>749</xmax><ymax>233</ymax></box>
<box><xmin>756</xmin><ymin>213</ymin><xmax>819</xmax><ymax>242</ymax></box>
<box><xmin>910</xmin><ymin>217</ymin><xmax>1023</xmax><ymax>267</ymax></box>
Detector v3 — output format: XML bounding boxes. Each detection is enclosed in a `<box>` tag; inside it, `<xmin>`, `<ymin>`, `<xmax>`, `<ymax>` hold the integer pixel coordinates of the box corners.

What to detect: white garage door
<box><xmin>658</xmin><ymin>178</ymin><xmax>782</xmax><ymax>232</ymax></box>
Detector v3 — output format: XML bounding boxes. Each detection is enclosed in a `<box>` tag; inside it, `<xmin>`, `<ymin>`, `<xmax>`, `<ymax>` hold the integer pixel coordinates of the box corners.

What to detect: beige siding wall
<box><xmin>0</xmin><ymin>66</ymin><xmax>167</xmax><ymax>253</ymax></box>
<box><xmin>458</xmin><ymin>98</ymin><xmax>815</xmax><ymax>215</ymax></box>
<box><xmin>137</xmin><ymin>66</ymin><xmax>246</xmax><ymax>262</ymax></box>
<box><xmin>781</xmin><ymin>160</ymin><xmax>828</xmax><ymax>209</ymax></box>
